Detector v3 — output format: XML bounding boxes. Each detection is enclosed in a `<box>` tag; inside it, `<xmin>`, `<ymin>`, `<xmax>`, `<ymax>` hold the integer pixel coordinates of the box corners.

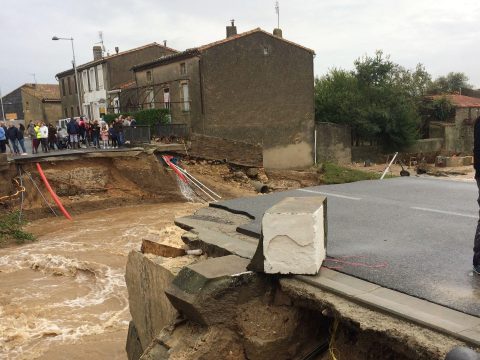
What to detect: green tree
<box><xmin>428</xmin><ymin>72</ymin><xmax>472</xmax><ymax>94</ymax></box>
<box><xmin>315</xmin><ymin>51</ymin><xmax>423</xmax><ymax>151</ymax></box>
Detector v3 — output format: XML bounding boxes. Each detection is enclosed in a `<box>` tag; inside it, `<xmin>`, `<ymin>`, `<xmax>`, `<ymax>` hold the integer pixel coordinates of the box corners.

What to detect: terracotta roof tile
<box><xmin>428</xmin><ymin>94</ymin><xmax>480</xmax><ymax>108</ymax></box>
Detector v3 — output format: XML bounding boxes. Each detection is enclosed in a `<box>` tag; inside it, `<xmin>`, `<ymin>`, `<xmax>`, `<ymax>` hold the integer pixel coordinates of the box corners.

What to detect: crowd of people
<box><xmin>0</xmin><ymin>115</ymin><xmax>137</xmax><ymax>155</ymax></box>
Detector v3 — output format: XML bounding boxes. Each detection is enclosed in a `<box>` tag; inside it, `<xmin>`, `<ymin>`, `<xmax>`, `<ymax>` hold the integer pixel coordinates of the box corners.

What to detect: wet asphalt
<box><xmin>212</xmin><ymin>177</ymin><xmax>480</xmax><ymax>317</ymax></box>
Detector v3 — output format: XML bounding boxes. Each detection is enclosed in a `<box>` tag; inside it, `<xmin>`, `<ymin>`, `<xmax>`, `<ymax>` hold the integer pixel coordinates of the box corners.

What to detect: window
<box><xmin>89</xmin><ymin>68</ymin><xmax>96</xmax><ymax>92</ymax></box>
<box><xmin>25</xmin><ymin>101</ymin><xmax>29</xmax><ymax>111</ymax></box>
<box><xmin>61</xmin><ymin>79</ymin><xmax>66</xmax><ymax>96</ymax></box>
<box><xmin>180</xmin><ymin>62</ymin><xmax>187</xmax><ymax>75</ymax></box>
<box><xmin>74</xmin><ymin>76</ymin><xmax>77</xmax><ymax>94</ymax></box>
<box><xmin>181</xmin><ymin>82</ymin><xmax>189</xmax><ymax>112</ymax></box>
<box><xmin>146</xmin><ymin>71</ymin><xmax>152</xmax><ymax>83</ymax></box>
<box><xmin>263</xmin><ymin>46</ymin><xmax>269</xmax><ymax>56</ymax></box>
<box><xmin>97</xmin><ymin>65</ymin><xmax>104</xmax><ymax>90</ymax></box>
<box><xmin>77</xmin><ymin>106</ymin><xmax>80</xmax><ymax>116</ymax></box>
<box><xmin>163</xmin><ymin>88</ymin><xmax>170</xmax><ymax>109</ymax></box>
<box><xmin>64</xmin><ymin>108</ymin><xmax>68</xmax><ymax>117</ymax></box>
<box><xmin>82</xmin><ymin>71</ymin><xmax>88</xmax><ymax>93</ymax></box>
<box><xmin>68</xmin><ymin>77</ymin><xmax>72</xmax><ymax>95</ymax></box>
<box><xmin>95</xmin><ymin>67</ymin><xmax>99</xmax><ymax>91</ymax></box>
<box><xmin>70</xmin><ymin>106</ymin><xmax>74</xmax><ymax>117</ymax></box>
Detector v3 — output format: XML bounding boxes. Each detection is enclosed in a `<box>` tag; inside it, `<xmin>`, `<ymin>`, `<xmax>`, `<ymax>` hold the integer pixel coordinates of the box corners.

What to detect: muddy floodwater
<box><xmin>0</xmin><ymin>202</ymin><xmax>201</xmax><ymax>359</ymax></box>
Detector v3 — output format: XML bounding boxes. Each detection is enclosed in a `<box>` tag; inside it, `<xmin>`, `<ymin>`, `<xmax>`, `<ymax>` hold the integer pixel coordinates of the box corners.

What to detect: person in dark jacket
<box><xmin>6</xmin><ymin>122</ymin><xmax>20</xmax><ymax>155</ymax></box>
<box><xmin>17</xmin><ymin>123</ymin><xmax>27</xmax><ymax>154</ymax></box>
<box><xmin>91</xmin><ymin>120</ymin><xmax>100</xmax><ymax>148</ymax></box>
<box><xmin>473</xmin><ymin>116</ymin><xmax>480</xmax><ymax>274</ymax></box>
<box><xmin>67</xmin><ymin>117</ymin><xmax>80</xmax><ymax>149</ymax></box>
<box><xmin>48</xmin><ymin>123</ymin><xmax>57</xmax><ymax>150</ymax></box>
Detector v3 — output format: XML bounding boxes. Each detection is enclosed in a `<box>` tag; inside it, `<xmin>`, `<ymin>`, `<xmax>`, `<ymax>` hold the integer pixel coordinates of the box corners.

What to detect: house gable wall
<box><xmin>199</xmin><ymin>31</ymin><xmax>315</xmax><ymax>168</ymax></box>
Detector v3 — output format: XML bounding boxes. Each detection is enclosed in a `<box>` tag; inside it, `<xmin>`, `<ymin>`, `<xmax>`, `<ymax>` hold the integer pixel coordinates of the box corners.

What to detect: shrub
<box><xmin>103</xmin><ymin>109</ymin><xmax>170</xmax><ymax>126</ymax></box>
<box><xmin>0</xmin><ymin>211</ymin><xmax>35</xmax><ymax>246</ymax></box>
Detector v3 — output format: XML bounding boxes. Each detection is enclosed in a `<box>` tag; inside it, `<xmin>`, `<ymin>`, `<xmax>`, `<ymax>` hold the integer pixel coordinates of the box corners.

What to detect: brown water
<box><xmin>0</xmin><ymin>202</ymin><xmax>201</xmax><ymax>359</ymax></box>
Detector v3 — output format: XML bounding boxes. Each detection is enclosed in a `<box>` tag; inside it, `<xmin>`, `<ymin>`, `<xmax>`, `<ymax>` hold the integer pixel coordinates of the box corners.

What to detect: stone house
<box><xmin>0</xmin><ymin>83</ymin><xmax>61</xmax><ymax>124</ymax></box>
<box><xmin>55</xmin><ymin>43</ymin><xmax>177</xmax><ymax>120</ymax></box>
<box><xmin>131</xmin><ymin>24</ymin><xmax>315</xmax><ymax>169</ymax></box>
<box><xmin>428</xmin><ymin>94</ymin><xmax>480</xmax><ymax>153</ymax></box>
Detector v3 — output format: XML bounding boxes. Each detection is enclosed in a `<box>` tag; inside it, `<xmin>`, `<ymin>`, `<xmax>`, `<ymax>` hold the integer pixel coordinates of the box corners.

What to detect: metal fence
<box><xmin>155</xmin><ymin>123</ymin><xmax>188</xmax><ymax>139</ymax></box>
<box><xmin>124</xmin><ymin>125</ymin><xmax>151</xmax><ymax>144</ymax></box>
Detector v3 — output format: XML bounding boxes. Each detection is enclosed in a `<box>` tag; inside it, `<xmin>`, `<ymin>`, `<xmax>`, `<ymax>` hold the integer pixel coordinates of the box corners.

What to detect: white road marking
<box><xmin>411</xmin><ymin>206</ymin><xmax>477</xmax><ymax>219</ymax></box>
<box><xmin>298</xmin><ymin>189</ymin><xmax>362</xmax><ymax>201</ymax></box>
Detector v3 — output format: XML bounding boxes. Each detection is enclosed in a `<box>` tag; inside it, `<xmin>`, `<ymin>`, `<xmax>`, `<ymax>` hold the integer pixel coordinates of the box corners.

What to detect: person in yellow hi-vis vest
<box><xmin>33</xmin><ymin>122</ymin><xmax>41</xmax><ymax>154</ymax></box>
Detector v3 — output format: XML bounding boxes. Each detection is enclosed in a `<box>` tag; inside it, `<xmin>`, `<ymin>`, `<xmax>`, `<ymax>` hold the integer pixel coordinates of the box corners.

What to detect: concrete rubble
<box><xmin>249</xmin><ymin>196</ymin><xmax>327</xmax><ymax>275</ymax></box>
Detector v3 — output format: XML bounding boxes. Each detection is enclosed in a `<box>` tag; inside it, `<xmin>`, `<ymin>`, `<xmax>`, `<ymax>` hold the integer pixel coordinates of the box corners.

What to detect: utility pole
<box><xmin>0</xmin><ymin>87</ymin><xmax>5</xmax><ymax>121</ymax></box>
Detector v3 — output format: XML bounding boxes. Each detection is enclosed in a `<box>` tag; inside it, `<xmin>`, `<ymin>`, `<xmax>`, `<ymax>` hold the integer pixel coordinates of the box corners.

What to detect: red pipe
<box><xmin>162</xmin><ymin>155</ymin><xmax>188</xmax><ymax>183</ymax></box>
<box><xmin>36</xmin><ymin>163</ymin><xmax>73</xmax><ymax>220</ymax></box>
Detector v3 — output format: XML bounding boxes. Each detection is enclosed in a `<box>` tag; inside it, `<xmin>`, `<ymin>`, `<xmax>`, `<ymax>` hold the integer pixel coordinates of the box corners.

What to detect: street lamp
<box><xmin>52</xmin><ymin>36</ymin><xmax>82</xmax><ymax>116</ymax></box>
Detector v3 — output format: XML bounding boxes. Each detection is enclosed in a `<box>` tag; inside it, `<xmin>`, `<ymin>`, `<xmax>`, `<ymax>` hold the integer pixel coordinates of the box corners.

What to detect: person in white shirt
<box><xmin>39</xmin><ymin>122</ymin><xmax>49</xmax><ymax>153</ymax></box>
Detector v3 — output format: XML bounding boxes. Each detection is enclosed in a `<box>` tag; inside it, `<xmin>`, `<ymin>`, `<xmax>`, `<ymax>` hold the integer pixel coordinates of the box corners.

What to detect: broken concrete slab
<box><xmin>175</xmin><ymin>207</ymin><xmax>258</xmax><ymax>259</ymax></box>
<box><xmin>141</xmin><ymin>237</ymin><xmax>186</xmax><ymax>258</ymax></box>
<box><xmin>125</xmin><ymin>250</ymin><xmax>197</xmax><ymax>350</ymax></box>
<box><xmin>249</xmin><ymin>196</ymin><xmax>327</xmax><ymax>275</ymax></box>
<box><xmin>165</xmin><ymin>255</ymin><xmax>266</xmax><ymax>326</ymax></box>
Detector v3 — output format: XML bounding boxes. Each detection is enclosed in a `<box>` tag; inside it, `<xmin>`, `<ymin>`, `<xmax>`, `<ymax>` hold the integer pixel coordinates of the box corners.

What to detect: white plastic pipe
<box><xmin>381</xmin><ymin>152</ymin><xmax>398</xmax><ymax>180</ymax></box>
<box><xmin>171</xmin><ymin>163</ymin><xmax>217</xmax><ymax>202</ymax></box>
<box><xmin>174</xmin><ymin>164</ymin><xmax>222</xmax><ymax>199</ymax></box>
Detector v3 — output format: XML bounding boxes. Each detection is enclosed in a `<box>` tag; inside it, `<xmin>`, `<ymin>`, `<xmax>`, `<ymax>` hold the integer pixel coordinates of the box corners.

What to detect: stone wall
<box><xmin>134</xmin><ymin>56</ymin><xmax>200</xmax><ymax>127</ymax></box>
<box><xmin>57</xmin><ymin>72</ymin><xmax>80</xmax><ymax>118</ymax></box>
<box><xmin>315</xmin><ymin>122</ymin><xmax>351</xmax><ymax>164</ymax></box>
<box><xmin>190</xmin><ymin>133</ymin><xmax>263</xmax><ymax>167</ymax></box>
<box><xmin>351</xmin><ymin>146</ymin><xmax>386</xmax><ymax>163</ymax></box>
<box><xmin>406</xmin><ymin>138</ymin><xmax>444</xmax><ymax>154</ymax></box>
<box><xmin>106</xmin><ymin>46</ymin><xmax>175</xmax><ymax>91</ymax></box>
<box><xmin>43</xmin><ymin>101</ymin><xmax>62</xmax><ymax>124</ymax></box>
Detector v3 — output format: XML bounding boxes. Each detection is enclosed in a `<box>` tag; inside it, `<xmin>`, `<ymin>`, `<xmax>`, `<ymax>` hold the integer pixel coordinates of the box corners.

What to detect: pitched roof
<box><xmin>428</xmin><ymin>94</ymin><xmax>480</xmax><ymax>108</ymax></box>
<box><xmin>21</xmin><ymin>83</ymin><xmax>60</xmax><ymax>101</ymax></box>
<box><xmin>56</xmin><ymin>42</ymin><xmax>178</xmax><ymax>78</ymax></box>
<box><xmin>132</xmin><ymin>27</ymin><xmax>315</xmax><ymax>72</ymax></box>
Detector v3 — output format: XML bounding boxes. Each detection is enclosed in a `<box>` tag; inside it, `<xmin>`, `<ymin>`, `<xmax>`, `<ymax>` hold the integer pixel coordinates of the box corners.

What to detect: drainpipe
<box><xmin>314</xmin><ymin>128</ymin><xmax>317</xmax><ymax>165</ymax></box>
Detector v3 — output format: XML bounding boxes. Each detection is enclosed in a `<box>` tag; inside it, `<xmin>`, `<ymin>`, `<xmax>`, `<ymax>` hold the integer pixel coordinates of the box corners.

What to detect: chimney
<box><xmin>273</xmin><ymin>28</ymin><xmax>283</xmax><ymax>38</ymax></box>
<box><xmin>115</xmin><ymin>46</ymin><xmax>119</xmax><ymax>54</ymax></box>
<box><xmin>226</xmin><ymin>19</ymin><xmax>237</xmax><ymax>38</ymax></box>
<box><xmin>93</xmin><ymin>45</ymin><xmax>103</xmax><ymax>60</ymax></box>
<box><xmin>163</xmin><ymin>40</ymin><xmax>167</xmax><ymax>47</ymax></box>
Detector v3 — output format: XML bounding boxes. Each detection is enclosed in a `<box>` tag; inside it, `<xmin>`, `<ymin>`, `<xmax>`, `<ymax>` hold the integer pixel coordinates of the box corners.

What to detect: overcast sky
<box><xmin>1</xmin><ymin>0</ymin><xmax>479</xmax><ymax>94</ymax></box>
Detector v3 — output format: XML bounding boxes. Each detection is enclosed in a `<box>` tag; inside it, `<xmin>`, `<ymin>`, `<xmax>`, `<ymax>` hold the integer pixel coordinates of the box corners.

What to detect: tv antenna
<box><xmin>97</xmin><ymin>31</ymin><xmax>106</xmax><ymax>56</ymax></box>
<box><xmin>30</xmin><ymin>73</ymin><xmax>37</xmax><ymax>84</ymax></box>
<box><xmin>275</xmin><ymin>1</ymin><xmax>280</xmax><ymax>28</ymax></box>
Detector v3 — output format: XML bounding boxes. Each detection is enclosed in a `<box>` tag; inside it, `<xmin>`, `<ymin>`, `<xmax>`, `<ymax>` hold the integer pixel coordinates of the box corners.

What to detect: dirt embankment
<box><xmin>0</xmin><ymin>153</ymin><xmax>185</xmax><ymax>221</ymax></box>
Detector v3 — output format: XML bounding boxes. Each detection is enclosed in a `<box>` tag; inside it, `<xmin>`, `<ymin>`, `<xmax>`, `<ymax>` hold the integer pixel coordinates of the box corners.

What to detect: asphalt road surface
<box><xmin>212</xmin><ymin>177</ymin><xmax>480</xmax><ymax>316</ymax></box>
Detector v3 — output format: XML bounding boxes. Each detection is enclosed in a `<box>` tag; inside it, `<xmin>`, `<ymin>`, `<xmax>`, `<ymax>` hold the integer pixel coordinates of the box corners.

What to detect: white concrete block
<box><xmin>262</xmin><ymin>196</ymin><xmax>327</xmax><ymax>275</ymax></box>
